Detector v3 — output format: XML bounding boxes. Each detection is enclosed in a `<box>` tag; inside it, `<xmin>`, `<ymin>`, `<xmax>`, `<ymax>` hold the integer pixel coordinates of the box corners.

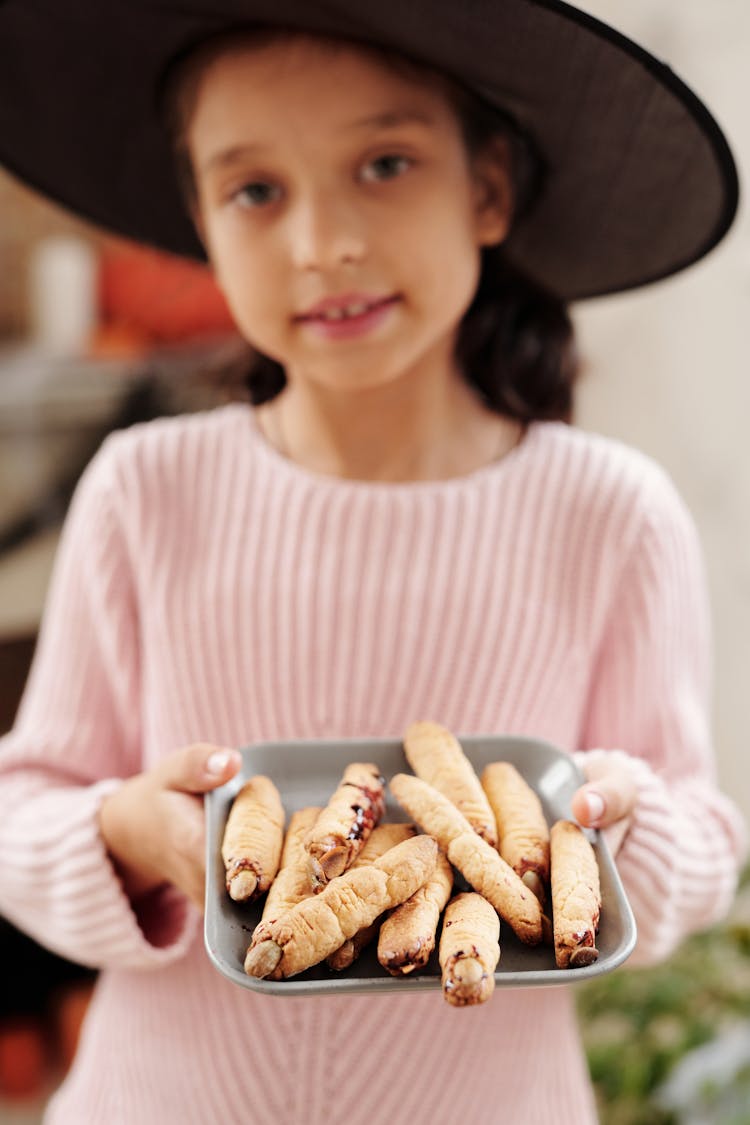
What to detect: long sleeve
<box><xmin>578</xmin><ymin>466</ymin><xmax>747</xmax><ymax>965</ymax></box>
<box><xmin>0</xmin><ymin>440</ymin><xmax>195</xmax><ymax>969</ymax></box>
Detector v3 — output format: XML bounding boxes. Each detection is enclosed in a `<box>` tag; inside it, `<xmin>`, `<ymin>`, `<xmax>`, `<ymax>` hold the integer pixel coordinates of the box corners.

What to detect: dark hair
<box><xmin>161</xmin><ymin>29</ymin><xmax>577</xmax><ymax>421</ymax></box>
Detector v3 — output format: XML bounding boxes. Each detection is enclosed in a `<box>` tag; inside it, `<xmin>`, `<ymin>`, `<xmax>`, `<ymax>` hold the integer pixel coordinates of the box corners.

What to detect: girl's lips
<box><xmin>296</xmin><ymin>295</ymin><xmax>400</xmax><ymax>340</ymax></box>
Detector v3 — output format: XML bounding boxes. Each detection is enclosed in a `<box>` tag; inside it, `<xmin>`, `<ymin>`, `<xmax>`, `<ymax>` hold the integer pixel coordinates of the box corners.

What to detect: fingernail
<box><xmin>206</xmin><ymin>750</ymin><xmax>233</xmax><ymax>776</ymax></box>
<box><xmin>585</xmin><ymin>791</ymin><xmax>606</xmax><ymax>825</ymax></box>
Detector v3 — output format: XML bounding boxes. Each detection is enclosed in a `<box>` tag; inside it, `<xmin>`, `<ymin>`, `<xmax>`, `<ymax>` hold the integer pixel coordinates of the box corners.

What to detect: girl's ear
<box><xmin>471</xmin><ymin>138</ymin><xmax>513</xmax><ymax>248</ymax></box>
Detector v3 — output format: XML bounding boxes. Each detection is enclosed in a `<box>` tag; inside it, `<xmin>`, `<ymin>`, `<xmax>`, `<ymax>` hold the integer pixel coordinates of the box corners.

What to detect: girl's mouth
<box><xmin>296</xmin><ymin>295</ymin><xmax>400</xmax><ymax>340</ymax></box>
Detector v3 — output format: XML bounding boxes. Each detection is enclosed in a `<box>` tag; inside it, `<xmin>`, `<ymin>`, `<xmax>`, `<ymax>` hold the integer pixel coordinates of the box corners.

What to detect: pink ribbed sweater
<box><xmin>0</xmin><ymin>405</ymin><xmax>745</xmax><ymax>1124</ymax></box>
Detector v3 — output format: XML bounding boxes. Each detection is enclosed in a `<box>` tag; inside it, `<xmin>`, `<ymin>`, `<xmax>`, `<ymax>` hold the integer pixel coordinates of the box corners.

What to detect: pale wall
<box><xmin>571</xmin><ymin>1</ymin><xmax>750</xmax><ymax>820</ymax></box>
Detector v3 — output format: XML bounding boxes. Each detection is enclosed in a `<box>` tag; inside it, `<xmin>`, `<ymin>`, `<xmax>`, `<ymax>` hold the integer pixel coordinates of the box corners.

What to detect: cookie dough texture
<box><xmin>378</xmin><ymin>848</ymin><xmax>454</xmax><ymax>975</ymax></box>
<box><xmin>481</xmin><ymin>761</ymin><xmax>550</xmax><ymax>903</ymax></box>
<box><xmin>404</xmin><ymin>721</ymin><xmax>498</xmax><ymax>846</ymax></box>
<box><xmin>390</xmin><ymin>772</ymin><xmax>543</xmax><ymax>944</ymax></box>
<box><xmin>305</xmin><ymin>762</ymin><xmax>386</xmax><ymax>887</ymax></box>
<box><xmin>221</xmin><ymin>775</ymin><xmax>285</xmax><ymax>903</ymax></box>
<box><xmin>327</xmin><ymin>823</ymin><xmax>417</xmax><ymax>971</ymax></box>
<box><xmin>246</xmin><ymin>834</ymin><xmax>439</xmax><ymax>979</ymax></box>
<box><xmin>550</xmin><ymin>819</ymin><xmax>601</xmax><ymax>968</ymax></box>
<box><xmin>259</xmin><ymin>806</ymin><xmax>321</xmax><ymax>924</ymax></box>
<box><xmin>439</xmin><ymin>892</ymin><xmax>501</xmax><ymax>1006</ymax></box>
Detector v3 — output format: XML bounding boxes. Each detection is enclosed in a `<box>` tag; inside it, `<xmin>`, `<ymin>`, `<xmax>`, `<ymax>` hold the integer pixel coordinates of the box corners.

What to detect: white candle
<box><xmin>28</xmin><ymin>235</ymin><xmax>97</xmax><ymax>356</ymax></box>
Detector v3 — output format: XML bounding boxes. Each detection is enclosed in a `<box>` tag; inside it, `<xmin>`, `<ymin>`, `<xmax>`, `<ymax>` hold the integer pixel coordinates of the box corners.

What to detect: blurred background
<box><xmin>0</xmin><ymin>1</ymin><xmax>747</xmax><ymax>1122</ymax></box>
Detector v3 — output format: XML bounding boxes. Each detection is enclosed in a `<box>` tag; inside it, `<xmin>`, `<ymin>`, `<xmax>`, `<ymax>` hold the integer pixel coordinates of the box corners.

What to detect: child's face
<box><xmin>186</xmin><ymin>36</ymin><xmax>510</xmax><ymax>395</ymax></box>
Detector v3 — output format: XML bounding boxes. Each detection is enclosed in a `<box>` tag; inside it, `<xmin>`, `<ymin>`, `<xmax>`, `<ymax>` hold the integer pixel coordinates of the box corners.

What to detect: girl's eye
<box><xmin>232</xmin><ymin>181</ymin><xmax>281</xmax><ymax>208</ymax></box>
<box><xmin>360</xmin><ymin>154</ymin><xmax>412</xmax><ymax>183</ymax></box>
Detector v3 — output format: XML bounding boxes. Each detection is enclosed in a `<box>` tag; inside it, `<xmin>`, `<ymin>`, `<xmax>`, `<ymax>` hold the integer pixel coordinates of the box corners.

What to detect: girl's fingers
<box><xmin>601</xmin><ymin>817</ymin><xmax>633</xmax><ymax>858</ymax></box>
<box><xmin>100</xmin><ymin>752</ymin><xmax>231</xmax><ymax>906</ymax></box>
<box><xmin>570</xmin><ymin>770</ymin><xmax>636</xmax><ymax>857</ymax></box>
<box><xmin>180</xmin><ymin>859</ymin><xmax>208</xmax><ymax>913</ymax></box>
<box><xmin>570</xmin><ymin>762</ymin><xmax>637</xmax><ymax>830</ymax></box>
<box><xmin>153</xmin><ymin>743</ymin><xmax>242</xmax><ymax>794</ymax></box>
<box><xmin>161</xmin><ymin>791</ymin><xmax>210</xmax><ymax>910</ymax></box>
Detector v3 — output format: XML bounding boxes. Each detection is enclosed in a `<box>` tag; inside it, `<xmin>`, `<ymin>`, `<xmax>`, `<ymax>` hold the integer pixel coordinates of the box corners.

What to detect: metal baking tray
<box><xmin>204</xmin><ymin>734</ymin><xmax>637</xmax><ymax>995</ymax></box>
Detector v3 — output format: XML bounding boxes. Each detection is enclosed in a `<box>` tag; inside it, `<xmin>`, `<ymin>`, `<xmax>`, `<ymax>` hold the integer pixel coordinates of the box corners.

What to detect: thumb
<box><xmin>570</xmin><ymin>770</ymin><xmax>637</xmax><ymax>830</ymax></box>
<box><xmin>154</xmin><ymin>743</ymin><xmax>242</xmax><ymax>794</ymax></box>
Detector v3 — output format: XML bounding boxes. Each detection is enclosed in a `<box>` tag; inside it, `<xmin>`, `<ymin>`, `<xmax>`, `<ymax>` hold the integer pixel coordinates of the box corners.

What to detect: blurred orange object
<box><xmin>87</xmin><ymin>321</ymin><xmax>151</xmax><ymax>360</ymax></box>
<box><xmin>0</xmin><ymin>1017</ymin><xmax>47</xmax><ymax>1099</ymax></box>
<box><xmin>55</xmin><ymin>982</ymin><xmax>94</xmax><ymax>1073</ymax></box>
<box><xmin>98</xmin><ymin>238</ymin><xmax>235</xmax><ymax>343</ymax></box>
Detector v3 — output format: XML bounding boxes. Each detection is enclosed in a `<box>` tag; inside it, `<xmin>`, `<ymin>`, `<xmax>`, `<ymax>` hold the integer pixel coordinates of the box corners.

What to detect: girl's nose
<box><xmin>288</xmin><ymin>192</ymin><xmax>367</xmax><ymax>272</ymax></box>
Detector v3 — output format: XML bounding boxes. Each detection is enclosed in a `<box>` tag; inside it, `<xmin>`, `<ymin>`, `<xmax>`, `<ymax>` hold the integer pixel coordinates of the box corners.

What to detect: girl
<box><xmin>0</xmin><ymin>4</ymin><xmax>745</xmax><ymax>1122</ymax></box>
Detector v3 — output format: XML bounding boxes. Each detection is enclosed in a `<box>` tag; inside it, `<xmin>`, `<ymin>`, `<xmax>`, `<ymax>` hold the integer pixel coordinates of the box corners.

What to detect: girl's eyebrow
<box><xmin>201</xmin><ymin>144</ymin><xmax>265</xmax><ymax>173</ymax></box>
<box><xmin>201</xmin><ymin>111</ymin><xmax>433</xmax><ymax>173</ymax></box>
<box><xmin>346</xmin><ymin>109</ymin><xmax>434</xmax><ymax>131</ymax></box>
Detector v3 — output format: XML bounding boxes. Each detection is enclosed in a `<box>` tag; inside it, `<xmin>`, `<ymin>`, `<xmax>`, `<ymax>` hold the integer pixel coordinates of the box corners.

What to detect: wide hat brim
<box><xmin>0</xmin><ymin>0</ymin><xmax>738</xmax><ymax>300</ymax></box>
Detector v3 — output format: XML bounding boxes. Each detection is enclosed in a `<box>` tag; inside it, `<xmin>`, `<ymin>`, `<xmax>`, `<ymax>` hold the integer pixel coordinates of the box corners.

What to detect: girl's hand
<box><xmin>570</xmin><ymin>753</ymin><xmax>638</xmax><ymax>856</ymax></box>
<box><xmin>98</xmin><ymin>743</ymin><xmax>242</xmax><ymax>912</ymax></box>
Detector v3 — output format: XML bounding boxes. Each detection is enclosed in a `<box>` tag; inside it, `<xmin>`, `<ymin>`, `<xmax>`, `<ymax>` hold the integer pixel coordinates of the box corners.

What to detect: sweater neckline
<box><xmin>233</xmin><ymin>403</ymin><xmax>542</xmax><ymax>495</ymax></box>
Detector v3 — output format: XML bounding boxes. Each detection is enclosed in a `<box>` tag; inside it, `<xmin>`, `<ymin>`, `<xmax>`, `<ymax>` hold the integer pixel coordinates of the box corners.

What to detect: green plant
<box><xmin>576</xmin><ymin>866</ymin><xmax>750</xmax><ymax>1124</ymax></box>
